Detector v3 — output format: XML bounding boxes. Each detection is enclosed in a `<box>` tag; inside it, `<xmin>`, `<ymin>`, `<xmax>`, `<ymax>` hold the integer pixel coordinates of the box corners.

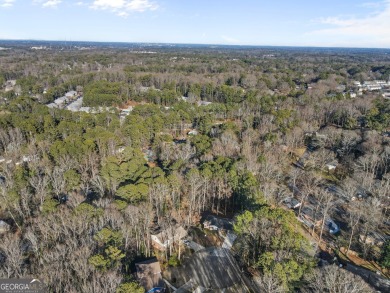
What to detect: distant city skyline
<box><xmin>1</xmin><ymin>0</ymin><xmax>390</xmax><ymax>48</ymax></box>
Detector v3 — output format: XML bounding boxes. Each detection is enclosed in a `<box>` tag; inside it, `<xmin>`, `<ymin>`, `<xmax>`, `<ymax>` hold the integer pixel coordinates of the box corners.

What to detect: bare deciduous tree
<box><xmin>304</xmin><ymin>265</ymin><xmax>374</xmax><ymax>293</ymax></box>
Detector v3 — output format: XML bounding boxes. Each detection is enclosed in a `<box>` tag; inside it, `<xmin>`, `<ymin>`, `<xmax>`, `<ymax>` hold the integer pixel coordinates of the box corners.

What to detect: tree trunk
<box><xmin>347</xmin><ymin>226</ymin><xmax>355</xmax><ymax>255</ymax></box>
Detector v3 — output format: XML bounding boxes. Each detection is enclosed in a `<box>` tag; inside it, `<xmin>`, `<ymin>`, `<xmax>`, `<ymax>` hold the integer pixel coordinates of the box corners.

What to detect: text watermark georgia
<box><xmin>0</xmin><ymin>279</ymin><xmax>46</xmax><ymax>293</ymax></box>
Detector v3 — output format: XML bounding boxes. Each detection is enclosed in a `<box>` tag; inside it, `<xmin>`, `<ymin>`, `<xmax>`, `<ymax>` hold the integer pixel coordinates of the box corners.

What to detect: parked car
<box><xmin>182</xmin><ymin>239</ymin><xmax>191</xmax><ymax>247</ymax></box>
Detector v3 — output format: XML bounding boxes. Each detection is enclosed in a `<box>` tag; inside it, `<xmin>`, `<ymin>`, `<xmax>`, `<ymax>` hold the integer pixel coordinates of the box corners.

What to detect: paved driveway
<box><xmin>188</xmin><ymin>241</ymin><xmax>205</xmax><ymax>252</ymax></box>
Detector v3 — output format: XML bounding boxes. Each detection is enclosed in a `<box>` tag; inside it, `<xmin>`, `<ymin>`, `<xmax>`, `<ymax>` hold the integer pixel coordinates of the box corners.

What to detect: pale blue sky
<box><xmin>1</xmin><ymin>0</ymin><xmax>390</xmax><ymax>48</ymax></box>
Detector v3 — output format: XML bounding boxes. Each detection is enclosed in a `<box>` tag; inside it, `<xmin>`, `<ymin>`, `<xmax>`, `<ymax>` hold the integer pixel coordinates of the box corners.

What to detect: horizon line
<box><xmin>0</xmin><ymin>38</ymin><xmax>390</xmax><ymax>50</ymax></box>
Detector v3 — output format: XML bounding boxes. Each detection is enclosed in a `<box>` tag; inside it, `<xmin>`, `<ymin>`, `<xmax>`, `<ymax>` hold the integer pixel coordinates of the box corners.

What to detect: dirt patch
<box><xmin>119</xmin><ymin>100</ymin><xmax>146</xmax><ymax>109</ymax></box>
<box><xmin>338</xmin><ymin>247</ymin><xmax>389</xmax><ymax>277</ymax></box>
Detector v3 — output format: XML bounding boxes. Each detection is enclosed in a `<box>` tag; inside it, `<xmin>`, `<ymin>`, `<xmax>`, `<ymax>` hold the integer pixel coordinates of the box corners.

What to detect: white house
<box><xmin>375</xmin><ymin>80</ymin><xmax>387</xmax><ymax>85</ymax></box>
<box><xmin>367</xmin><ymin>85</ymin><xmax>382</xmax><ymax>91</ymax></box>
<box><xmin>54</xmin><ymin>96</ymin><xmax>68</xmax><ymax>106</ymax></box>
<box><xmin>65</xmin><ymin>91</ymin><xmax>78</xmax><ymax>99</ymax></box>
<box><xmin>383</xmin><ymin>92</ymin><xmax>390</xmax><ymax>99</ymax></box>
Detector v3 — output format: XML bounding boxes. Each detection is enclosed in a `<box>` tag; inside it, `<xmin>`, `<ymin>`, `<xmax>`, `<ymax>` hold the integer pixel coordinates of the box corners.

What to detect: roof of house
<box><xmin>283</xmin><ymin>197</ymin><xmax>301</xmax><ymax>209</ymax></box>
<box><xmin>301</xmin><ymin>206</ymin><xmax>323</xmax><ymax>221</ymax></box>
<box><xmin>66</xmin><ymin>97</ymin><xmax>83</xmax><ymax>112</ymax></box>
<box><xmin>54</xmin><ymin>96</ymin><xmax>68</xmax><ymax>104</ymax></box>
<box><xmin>47</xmin><ymin>103</ymin><xmax>59</xmax><ymax>109</ymax></box>
<box><xmin>135</xmin><ymin>258</ymin><xmax>164</xmax><ymax>291</ymax></box>
<box><xmin>152</xmin><ymin>226</ymin><xmax>187</xmax><ymax>243</ymax></box>
<box><xmin>65</xmin><ymin>90</ymin><xmax>77</xmax><ymax>97</ymax></box>
<box><xmin>203</xmin><ymin>215</ymin><xmax>233</xmax><ymax>231</ymax></box>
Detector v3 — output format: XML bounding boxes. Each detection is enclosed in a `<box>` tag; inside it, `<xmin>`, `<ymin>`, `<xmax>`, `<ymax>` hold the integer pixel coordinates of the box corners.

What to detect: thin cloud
<box><xmin>117</xmin><ymin>11</ymin><xmax>129</xmax><ymax>18</ymax></box>
<box><xmin>91</xmin><ymin>0</ymin><xmax>158</xmax><ymax>16</ymax></box>
<box><xmin>359</xmin><ymin>1</ymin><xmax>386</xmax><ymax>8</ymax></box>
<box><xmin>43</xmin><ymin>0</ymin><xmax>61</xmax><ymax>7</ymax></box>
<box><xmin>33</xmin><ymin>0</ymin><xmax>62</xmax><ymax>8</ymax></box>
<box><xmin>221</xmin><ymin>35</ymin><xmax>240</xmax><ymax>44</ymax></box>
<box><xmin>309</xmin><ymin>0</ymin><xmax>390</xmax><ymax>47</ymax></box>
<box><xmin>1</xmin><ymin>0</ymin><xmax>15</xmax><ymax>8</ymax></box>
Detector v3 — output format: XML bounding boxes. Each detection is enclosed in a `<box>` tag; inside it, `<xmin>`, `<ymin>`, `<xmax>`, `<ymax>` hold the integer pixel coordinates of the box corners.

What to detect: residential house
<box><xmin>79</xmin><ymin>107</ymin><xmax>91</xmax><ymax>113</ymax></box>
<box><xmin>135</xmin><ymin>258</ymin><xmax>165</xmax><ymax>292</ymax></box>
<box><xmin>151</xmin><ymin>226</ymin><xmax>187</xmax><ymax>250</ymax></box>
<box><xmin>66</xmin><ymin>97</ymin><xmax>83</xmax><ymax>112</ymax></box>
<box><xmin>203</xmin><ymin>215</ymin><xmax>233</xmax><ymax>232</ymax></box>
<box><xmin>0</xmin><ymin>220</ymin><xmax>10</xmax><ymax>234</ymax></box>
<box><xmin>65</xmin><ymin>91</ymin><xmax>78</xmax><ymax>100</ymax></box>
<box><xmin>54</xmin><ymin>96</ymin><xmax>69</xmax><ymax>107</ymax></box>
<box><xmin>300</xmin><ymin>207</ymin><xmax>323</xmax><ymax>227</ymax></box>
<box><xmin>367</xmin><ymin>85</ymin><xmax>382</xmax><ymax>91</ymax></box>
<box><xmin>305</xmin><ymin>132</ymin><xmax>327</xmax><ymax>150</ymax></box>
<box><xmin>47</xmin><ymin>103</ymin><xmax>58</xmax><ymax>109</ymax></box>
<box><xmin>139</xmin><ymin>86</ymin><xmax>151</xmax><ymax>93</ymax></box>
<box><xmin>283</xmin><ymin>197</ymin><xmax>301</xmax><ymax>209</ymax></box>
<box><xmin>375</xmin><ymin>80</ymin><xmax>388</xmax><ymax>86</ymax></box>
<box><xmin>364</xmin><ymin>81</ymin><xmax>383</xmax><ymax>91</ymax></box>
<box><xmin>383</xmin><ymin>92</ymin><xmax>390</xmax><ymax>99</ymax></box>
<box><xmin>4</xmin><ymin>80</ymin><xmax>16</xmax><ymax>92</ymax></box>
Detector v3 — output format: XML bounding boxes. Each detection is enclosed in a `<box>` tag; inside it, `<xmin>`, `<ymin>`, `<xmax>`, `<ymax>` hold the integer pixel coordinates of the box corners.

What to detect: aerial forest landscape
<box><xmin>0</xmin><ymin>1</ymin><xmax>390</xmax><ymax>293</ymax></box>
